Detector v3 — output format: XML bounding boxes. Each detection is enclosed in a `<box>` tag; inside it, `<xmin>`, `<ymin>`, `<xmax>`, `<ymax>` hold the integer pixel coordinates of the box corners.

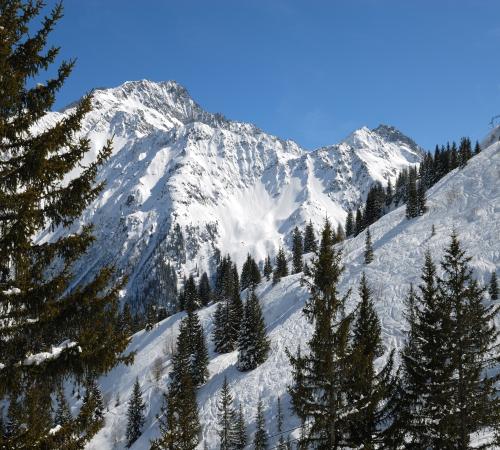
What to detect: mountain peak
<box><xmin>372</xmin><ymin>124</ymin><xmax>422</xmax><ymax>153</ymax></box>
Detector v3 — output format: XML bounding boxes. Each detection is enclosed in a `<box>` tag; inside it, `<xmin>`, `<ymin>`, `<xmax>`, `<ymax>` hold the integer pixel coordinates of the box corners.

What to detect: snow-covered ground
<box><xmin>85</xmin><ymin>131</ymin><xmax>500</xmax><ymax>449</ymax></box>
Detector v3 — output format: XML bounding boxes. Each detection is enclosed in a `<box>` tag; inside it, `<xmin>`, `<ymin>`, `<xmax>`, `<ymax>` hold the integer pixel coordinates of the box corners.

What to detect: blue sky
<box><xmin>43</xmin><ymin>0</ymin><xmax>500</xmax><ymax>150</ymax></box>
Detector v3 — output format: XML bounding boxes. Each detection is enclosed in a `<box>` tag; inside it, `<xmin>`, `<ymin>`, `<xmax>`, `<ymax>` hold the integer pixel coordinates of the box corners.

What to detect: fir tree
<box><xmin>335</xmin><ymin>223</ymin><xmax>345</xmax><ymax>243</ymax></box>
<box><xmin>416</xmin><ymin>181</ymin><xmax>427</xmax><ymax>216</ymax></box>
<box><xmin>235</xmin><ymin>404</ymin><xmax>247</xmax><ymax>450</ymax></box>
<box><xmin>237</xmin><ymin>290</ymin><xmax>270</xmax><ymax>371</ymax></box>
<box><xmin>152</xmin><ymin>364</ymin><xmax>200</xmax><ymax>450</ymax></box>
<box><xmin>474</xmin><ymin>140</ymin><xmax>481</xmax><ymax>155</ymax></box>
<box><xmin>355</xmin><ymin>207</ymin><xmax>364</xmax><ymax>235</ymax></box>
<box><xmin>241</xmin><ymin>254</ymin><xmax>261</xmax><ymax>291</ymax></box>
<box><xmin>364</xmin><ymin>228</ymin><xmax>374</xmax><ymax>265</ymax></box>
<box><xmin>273</xmin><ymin>247</ymin><xmax>288</xmax><ymax>284</ymax></box>
<box><xmin>253</xmin><ymin>399</ymin><xmax>268</xmax><ymax>450</ymax></box>
<box><xmin>292</xmin><ymin>227</ymin><xmax>304</xmax><ymax>273</ymax></box>
<box><xmin>406</xmin><ymin>169</ymin><xmax>419</xmax><ymax>219</ymax></box>
<box><xmin>263</xmin><ymin>255</ymin><xmax>273</xmax><ymax>281</ymax></box>
<box><xmin>184</xmin><ymin>274</ymin><xmax>200</xmax><ymax>312</ymax></box>
<box><xmin>303</xmin><ymin>220</ymin><xmax>317</xmax><ymax>253</ymax></box>
<box><xmin>345</xmin><ymin>210</ymin><xmax>354</xmax><ymax>237</ymax></box>
<box><xmin>489</xmin><ymin>272</ymin><xmax>498</xmax><ymax>300</ymax></box>
<box><xmin>217</xmin><ymin>376</ymin><xmax>238</xmax><ymax>450</ymax></box>
<box><xmin>126</xmin><ymin>378</ymin><xmax>146</xmax><ymax>448</ymax></box>
<box><xmin>348</xmin><ymin>273</ymin><xmax>393</xmax><ymax>449</ymax></box>
<box><xmin>276</xmin><ymin>396</ymin><xmax>287</xmax><ymax>450</ymax></box>
<box><xmin>174</xmin><ymin>311</ymin><xmax>209</xmax><ymax>386</ymax></box>
<box><xmin>287</xmin><ymin>219</ymin><xmax>354</xmax><ymax>448</ymax></box>
<box><xmin>0</xmin><ymin>2</ymin><xmax>130</xmax><ymax>446</ymax></box>
<box><xmin>198</xmin><ymin>272</ymin><xmax>212</xmax><ymax>306</ymax></box>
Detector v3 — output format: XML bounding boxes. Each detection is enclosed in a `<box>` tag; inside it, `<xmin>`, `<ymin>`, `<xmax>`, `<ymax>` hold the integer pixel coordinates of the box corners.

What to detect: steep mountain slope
<box><xmin>38</xmin><ymin>80</ymin><xmax>422</xmax><ymax>310</ymax></box>
<box><xmin>85</xmin><ymin>129</ymin><xmax>499</xmax><ymax>449</ymax></box>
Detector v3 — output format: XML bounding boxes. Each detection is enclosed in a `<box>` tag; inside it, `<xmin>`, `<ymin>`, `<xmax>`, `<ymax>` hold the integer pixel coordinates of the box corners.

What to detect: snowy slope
<box><xmin>85</xmin><ymin>132</ymin><xmax>500</xmax><ymax>449</ymax></box>
<box><xmin>37</xmin><ymin>80</ymin><xmax>422</xmax><ymax>309</ymax></box>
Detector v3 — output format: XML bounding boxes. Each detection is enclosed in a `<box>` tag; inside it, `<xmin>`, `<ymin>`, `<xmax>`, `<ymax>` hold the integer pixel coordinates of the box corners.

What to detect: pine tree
<box><xmin>355</xmin><ymin>207</ymin><xmax>364</xmax><ymax>235</ymax></box>
<box><xmin>489</xmin><ymin>272</ymin><xmax>498</xmax><ymax>300</ymax></box>
<box><xmin>217</xmin><ymin>376</ymin><xmax>238</xmax><ymax>450</ymax></box>
<box><xmin>406</xmin><ymin>169</ymin><xmax>418</xmax><ymax>219</ymax></box>
<box><xmin>174</xmin><ymin>311</ymin><xmax>209</xmax><ymax>386</ymax></box>
<box><xmin>253</xmin><ymin>399</ymin><xmax>268</xmax><ymax>450</ymax></box>
<box><xmin>152</xmin><ymin>364</ymin><xmax>200</xmax><ymax>450</ymax></box>
<box><xmin>184</xmin><ymin>274</ymin><xmax>200</xmax><ymax>312</ymax></box>
<box><xmin>0</xmin><ymin>3</ymin><xmax>130</xmax><ymax>446</ymax></box>
<box><xmin>364</xmin><ymin>228</ymin><xmax>374</xmax><ymax>265</ymax></box>
<box><xmin>345</xmin><ymin>210</ymin><xmax>354</xmax><ymax>237</ymax></box>
<box><xmin>241</xmin><ymin>254</ymin><xmax>261</xmax><ymax>291</ymax></box>
<box><xmin>335</xmin><ymin>223</ymin><xmax>345</xmax><ymax>243</ymax></box>
<box><xmin>474</xmin><ymin>140</ymin><xmax>481</xmax><ymax>155</ymax></box>
<box><xmin>416</xmin><ymin>181</ymin><xmax>427</xmax><ymax>216</ymax></box>
<box><xmin>273</xmin><ymin>247</ymin><xmax>288</xmax><ymax>284</ymax></box>
<box><xmin>237</xmin><ymin>290</ymin><xmax>270</xmax><ymax>371</ymax></box>
<box><xmin>198</xmin><ymin>272</ymin><xmax>212</xmax><ymax>306</ymax></box>
<box><xmin>287</xmin><ymin>219</ymin><xmax>354</xmax><ymax>448</ymax></box>
<box><xmin>348</xmin><ymin>273</ymin><xmax>393</xmax><ymax>449</ymax></box>
<box><xmin>437</xmin><ymin>233</ymin><xmax>500</xmax><ymax>447</ymax></box>
<box><xmin>79</xmin><ymin>378</ymin><xmax>105</xmax><ymax>440</ymax></box>
<box><xmin>235</xmin><ymin>404</ymin><xmax>247</xmax><ymax>449</ymax></box>
<box><xmin>126</xmin><ymin>378</ymin><xmax>146</xmax><ymax>448</ymax></box>
<box><xmin>292</xmin><ymin>227</ymin><xmax>304</xmax><ymax>273</ymax></box>
<box><xmin>263</xmin><ymin>255</ymin><xmax>273</xmax><ymax>281</ymax></box>
<box><xmin>303</xmin><ymin>220</ymin><xmax>317</xmax><ymax>253</ymax></box>
<box><xmin>53</xmin><ymin>384</ymin><xmax>71</xmax><ymax>427</ymax></box>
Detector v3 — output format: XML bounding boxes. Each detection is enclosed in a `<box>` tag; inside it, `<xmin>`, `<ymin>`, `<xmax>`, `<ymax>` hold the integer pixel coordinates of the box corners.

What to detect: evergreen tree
<box><xmin>406</xmin><ymin>169</ymin><xmax>418</xmax><ymax>219</ymax></box>
<box><xmin>348</xmin><ymin>273</ymin><xmax>394</xmax><ymax>449</ymax></box>
<box><xmin>0</xmin><ymin>2</ymin><xmax>130</xmax><ymax>446</ymax></box>
<box><xmin>489</xmin><ymin>272</ymin><xmax>498</xmax><ymax>300</ymax></box>
<box><xmin>292</xmin><ymin>227</ymin><xmax>304</xmax><ymax>273</ymax></box>
<box><xmin>152</xmin><ymin>364</ymin><xmax>200</xmax><ymax>450</ymax></box>
<box><xmin>385</xmin><ymin>178</ymin><xmax>394</xmax><ymax>207</ymax></box>
<box><xmin>79</xmin><ymin>378</ymin><xmax>105</xmax><ymax>439</ymax></box>
<box><xmin>335</xmin><ymin>223</ymin><xmax>345</xmax><ymax>243</ymax></box>
<box><xmin>416</xmin><ymin>181</ymin><xmax>427</xmax><ymax>216</ymax></box>
<box><xmin>474</xmin><ymin>140</ymin><xmax>481</xmax><ymax>155</ymax></box>
<box><xmin>345</xmin><ymin>210</ymin><xmax>354</xmax><ymax>237</ymax></box>
<box><xmin>235</xmin><ymin>404</ymin><xmax>247</xmax><ymax>450</ymax></box>
<box><xmin>184</xmin><ymin>274</ymin><xmax>200</xmax><ymax>312</ymax></box>
<box><xmin>287</xmin><ymin>219</ymin><xmax>354</xmax><ymax>448</ymax></box>
<box><xmin>253</xmin><ymin>399</ymin><xmax>268</xmax><ymax>450</ymax></box>
<box><xmin>263</xmin><ymin>255</ymin><xmax>273</xmax><ymax>281</ymax></box>
<box><xmin>364</xmin><ymin>228</ymin><xmax>374</xmax><ymax>265</ymax></box>
<box><xmin>276</xmin><ymin>396</ymin><xmax>287</xmax><ymax>450</ymax></box>
<box><xmin>126</xmin><ymin>378</ymin><xmax>146</xmax><ymax>448</ymax></box>
<box><xmin>459</xmin><ymin>137</ymin><xmax>472</xmax><ymax>168</ymax></box>
<box><xmin>237</xmin><ymin>290</ymin><xmax>270</xmax><ymax>371</ymax></box>
<box><xmin>174</xmin><ymin>311</ymin><xmax>209</xmax><ymax>386</ymax></box>
<box><xmin>241</xmin><ymin>254</ymin><xmax>261</xmax><ymax>291</ymax></box>
<box><xmin>198</xmin><ymin>272</ymin><xmax>212</xmax><ymax>306</ymax></box>
<box><xmin>303</xmin><ymin>220</ymin><xmax>317</xmax><ymax>253</ymax></box>
<box><xmin>355</xmin><ymin>207</ymin><xmax>364</xmax><ymax>235</ymax></box>
<box><xmin>217</xmin><ymin>376</ymin><xmax>238</xmax><ymax>450</ymax></box>
<box><xmin>273</xmin><ymin>247</ymin><xmax>288</xmax><ymax>284</ymax></box>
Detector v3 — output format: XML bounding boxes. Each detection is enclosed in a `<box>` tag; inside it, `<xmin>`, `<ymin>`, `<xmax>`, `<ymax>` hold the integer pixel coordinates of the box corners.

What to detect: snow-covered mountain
<box><xmin>38</xmin><ymin>80</ymin><xmax>423</xmax><ymax>308</ymax></box>
<box><xmin>85</xmin><ymin>123</ymin><xmax>500</xmax><ymax>450</ymax></box>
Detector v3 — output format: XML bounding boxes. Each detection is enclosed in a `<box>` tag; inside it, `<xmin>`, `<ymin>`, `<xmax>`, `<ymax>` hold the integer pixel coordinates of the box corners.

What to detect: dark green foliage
<box><xmin>288</xmin><ymin>219</ymin><xmax>354</xmax><ymax>448</ymax></box>
<box><xmin>0</xmin><ymin>2</ymin><xmax>130</xmax><ymax>446</ymax></box>
<box><xmin>364</xmin><ymin>181</ymin><xmax>386</xmax><ymax>227</ymax></box>
<box><xmin>253</xmin><ymin>399</ymin><xmax>268</xmax><ymax>450</ymax></box>
<box><xmin>173</xmin><ymin>311</ymin><xmax>209</xmax><ymax>386</ymax></box>
<box><xmin>166</xmin><ymin>223</ymin><xmax>186</xmax><ymax>265</ymax></box>
<box><xmin>474</xmin><ymin>141</ymin><xmax>481</xmax><ymax>155</ymax></box>
<box><xmin>79</xmin><ymin>378</ymin><xmax>104</xmax><ymax>437</ymax></box>
<box><xmin>405</xmin><ymin>168</ymin><xmax>419</xmax><ymax>219</ymax></box>
<box><xmin>235</xmin><ymin>404</ymin><xmax>247</xmax><ymax>450</ymax></box>
<box><xmin>273</xmin><ymin>247</ymin><xmax>288</xmax><ymax>284</ymax></box>
<box><xmin>364</xmin><ymin>228</ymin><xmax>374</xmax><ymax>265</ymax></box>
<box><xmin>276</xmin><ymin>396</ymin><xmax>288</xmax><ymax>449</ymax></box>
<box><xmin>335</xmin><ymin>223</ymin><xmax>345</xmax><ymax>244</ymax></box>
<box><xmin>198</xmin><ymin>272</ymin><xmax>211</xmax><ymax>306</ymax></box>
<box><xmin>183</xmin><ymin>274</ymin><xmax>200</xmax><ymax>312</ymax></box>
<box><xmin>237</xmin><ymin>290</ymin><xmax>270</xmax><ymax>371</ymax></box>
<box><xmin>489</xmin><ymin>272</ymin><xmax>498</xmax><ymax>300</ymax></box>
<box><xmin>126</xmin><ymin>378</ymin><xmax>146</xmax><ymax>448</ymax></box>
<box><xmin>345</xmin><ymin>210</ymin><xmax>354</xmax><ymax>237</ymax></box>
<box><xmin>303</xmin><ymin>220</ymin><xmax>317</xmax><ymax>254</ymax></box>
<box><xmin>263</xmin><ymin>255</ymin><xmax>273</xmax><ymax>281</ymax></box>
<box><xmin>241</xmin><ymin>254</ymin><xmax>261</xmax><ymax>291</ymax></box>
<box><xmin>216</xmin><ymin>376</ymin><xmax>238</xmax><ymax>450</ymax></box>
<box><xmin>355</xmin><ymin>207</ymin><xmax>364</xmax><ymax>236</ymax></box>
<box><xmin>54</xmin><ymin>384</ymin><xmax>71</xmax><ymax>427</ymax></box>
<box><xmin>416</xmin><ymin>181</ymin><xmax>427</xmax><ymax>216</ymax></box>
<box><xmin>213</xmin><ymin>256</ymin><xmax>243</xmax><ymax>353</ymax></box>
<box><xmin>459</xmin><ymin>137</ymin><xmax>473</xmax><ymax>168</ymax></box>
<box><xmin>395</xmin><ymin>237</ymin><xmax>500</xmax><ymax>448</ymax></box>
<box><xmin>152</xmin><ymin>365</ymin><xmax>200</xmax><ymax>449</ymax></box>
<box><xmin>292</xmin><ymin>227</ymin><xmax>304</xmax><ymax>273</ymax></box>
